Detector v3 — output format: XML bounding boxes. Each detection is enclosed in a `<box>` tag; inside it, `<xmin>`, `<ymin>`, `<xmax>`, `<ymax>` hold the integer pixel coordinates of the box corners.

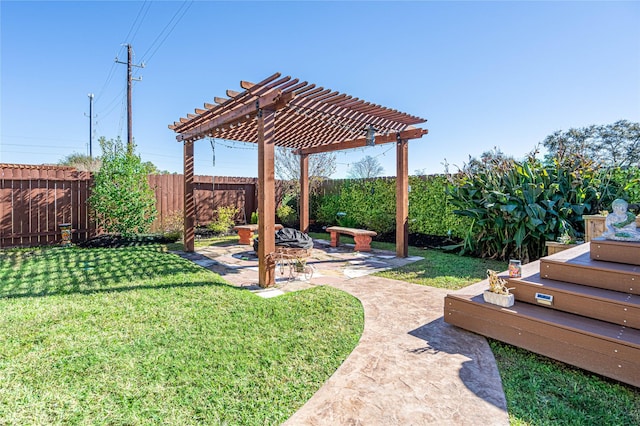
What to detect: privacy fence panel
<box><xmin>1</xmin><ymin>165</ymin><xmax>258</xmax><ymax>248</ymax></box>
<box><xmin>147</xmin><ymin>175</ymin><xmax>258</xmax><ymax>232</ymax></box>
<box><xmin>0</xmin><ymin>165</ymin><xmax>95</xmax><ymax>248</ymax></box>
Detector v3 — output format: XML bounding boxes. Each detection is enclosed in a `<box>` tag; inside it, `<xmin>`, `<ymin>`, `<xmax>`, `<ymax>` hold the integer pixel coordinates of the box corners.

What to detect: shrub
<box><xmin>312</xmin><ymin>176</ymin><xmax>465</xmax><ymax>236</ymax></box>
<box><xmin>409</xmin><ymin>175</ymin><xmax>469</xmax><ymax>238</ymax></box>
<box><xmin>250</xmin><ymin>211</ymin><xmax>259</xmax><ymax>224</ymax></box>
<box><xmin>277</xmin><ymin>194</ymin><xmax>298</xmax><ymax>227</ymax></box>
<box><xmin>162</xmin><ymin>210</ymin><xmax>183</xmax><ymax>242</ymax></box>
<box><xmin>315</xmin><ymin>194</ymin><xmax>342</xmax><ymax>225</ymax></box>
<box><xmin>447</xmin><ymin>152</ymin><xmax>602</xmax><ymax>262</ymax></box>
<box><xmin>88</xmin><ymin>137</ymin><xmax>156</xmax><ymax>236</ymax></box>
<box><xmin>209</xmin><ymin>205</ymin><xmax>239</xmax><ymax>235</ymax></box>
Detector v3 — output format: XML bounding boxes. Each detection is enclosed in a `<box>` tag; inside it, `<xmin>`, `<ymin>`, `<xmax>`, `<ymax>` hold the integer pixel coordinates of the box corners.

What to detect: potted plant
<box><xmin>483</xmin><ymin>269</ymin><xmax>515</xmax><ymax>307</ymax></box>
<box><xmin>545</xmin><ymin>230</ymin><xmax>584</xmax><ymax>255</ymax></box>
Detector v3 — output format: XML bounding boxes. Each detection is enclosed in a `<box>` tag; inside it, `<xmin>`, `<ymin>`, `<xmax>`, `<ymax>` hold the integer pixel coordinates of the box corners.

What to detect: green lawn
<box><xmin>308</xmin><ymin>232</ymin><xmax>640</xmax><ymax>424</ymax></box>
<box><xmin>2</xmin><ymin>238</ymin><xmax>639</xmax><ymax>425</ymax></box>
<box><xmin>0</xmin><ymin>245</ymin><xmax>363</xmax><ymax>425</ymax></box>
<box><xmin>308</xmin><ymin>232</ymin><xmax>508</xmax><ymax>289</ymax></box>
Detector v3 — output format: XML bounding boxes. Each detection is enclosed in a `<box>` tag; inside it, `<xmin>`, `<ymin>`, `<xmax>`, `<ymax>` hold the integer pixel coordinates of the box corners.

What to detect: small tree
<box><xmin>89</xmin><ymin>137</ymin><xmax>157</xmax><ymax>236</ymax></box>
<box><xmin>543</xmin><ymin>120</ymin><xmax>640</xmax><ymax>168</ymax></box>
<box><xmin>59</xmin><ymin>152</ymin><xmax>102</xmax><ymax>172</ymax></box>
<box><xmin>275</xmin><ymin>147</ymin><xmax>336</xmax><ymax>192</ymax></box>
<box><xmin>275</xmin><ymin>147</ymin><xmax>336</xmax><ymax>215</ymax></box>
<box><xmin>347</xmin><ymin>155</ymin><xmax>384</xmax><ymax>179</ymax></box>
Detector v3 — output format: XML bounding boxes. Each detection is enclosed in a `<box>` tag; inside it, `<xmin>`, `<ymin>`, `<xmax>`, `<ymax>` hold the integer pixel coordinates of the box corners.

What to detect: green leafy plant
<box><xmin>447</xmin><ymin>151</ymin><xmax>602</xmax><ymax>261</ymax></box>
<box><xmin>209</xmin><ymin>205</ymin><xmax>239</xmax><ymax>234</ymax></box>
<box><xmin>88</xmin><ymin>137</ymin><xmax>157</xmax><ymax>236</ymax></box>
<box><xmin>250</xmin><ymin>211</ymin><xmax>259</xmax><ymax>224</ymax></box>
<box><xmin>409</xmin><ymin>175</ymin><xmax>469</xmax><ymax>238</ymax></box>
<box><xmin>162</xmin><ymin>210</ymin><xmax>183</xmax><ymax>242</ymax></box>
<box><xmin>312</xmin><ymin>176</ymin><xmax>467</xmax><ymax>236</ymax></box>
<box><xmin>277</xmin><ymin>194</ymin><xmax>298</xmax><ymax>227</ymax></box>
<box><xmin>336</xmin><ymin>212</ymin><xmax>358</xmax><ymax>228</ymax></box>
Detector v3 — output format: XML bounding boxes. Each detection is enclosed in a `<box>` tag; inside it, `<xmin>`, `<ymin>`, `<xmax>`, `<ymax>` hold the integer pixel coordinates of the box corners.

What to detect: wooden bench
<box><xmin>326</xmin><ymin>226</ymin><xmax>377</xmax><ymax>252</ymax></box>
<box><xmin>234</xmin><ymin>224</ymin><xmax>283</xmax><ymax>245</ymax></box>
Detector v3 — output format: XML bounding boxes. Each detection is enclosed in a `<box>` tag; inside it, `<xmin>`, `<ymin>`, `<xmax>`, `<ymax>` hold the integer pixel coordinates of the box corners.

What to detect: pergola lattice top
<box><xmin>169</xmin><ymin>72</ymin><xmax>427</xmax><ymax>154</ymax></box>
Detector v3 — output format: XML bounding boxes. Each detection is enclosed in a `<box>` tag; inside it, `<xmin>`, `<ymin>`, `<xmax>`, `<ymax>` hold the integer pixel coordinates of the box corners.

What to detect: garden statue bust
<box><xmin>602</xmin><ymin>199</ymin><xmax>640</xmax><ymax>241</ymax></box>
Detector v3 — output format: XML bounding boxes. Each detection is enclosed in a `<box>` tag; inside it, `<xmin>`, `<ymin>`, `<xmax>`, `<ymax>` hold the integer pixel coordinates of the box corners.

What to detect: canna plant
<box><xmin>447</xmin><ymin>151</ymin><xmax>602</xmax><ymax>262</ymax></box>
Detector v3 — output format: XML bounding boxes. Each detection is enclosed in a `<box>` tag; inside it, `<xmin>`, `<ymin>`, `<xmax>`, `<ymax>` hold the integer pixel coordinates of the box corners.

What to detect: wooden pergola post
<box><xmin>171</xmin><ymin>73</ymin><xmax>428</xmax><ymax>277</ymax></box>
<box><xmin>183</xmin><ymin>141</ymin><xmax>195</xmax><ymax>252</ymax></box>
<box><xmin>299</xmin><ymin>153</ymin><xmax>309</xmax><ymax>234</ymax></box>
<box><xmin>396</xmin><ymin>137</ymin><xmax>409</xmax><ymax>258</ymax></box>
<box><xmin>258</xmin><ymin>108</ymin><xmax>276</xmax><ymax>287</ymax></box>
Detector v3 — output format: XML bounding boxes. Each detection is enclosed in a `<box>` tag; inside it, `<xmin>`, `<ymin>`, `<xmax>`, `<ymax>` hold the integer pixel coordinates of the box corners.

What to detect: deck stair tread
<box><xmin>540</xmin><ymin>249</ymin><xmax>640</xmax><ymax>295</ymax></box>
<box><xmin>445</xmin><ymin>293</ymin><xmax>640</xmax><ymax>387</ymax></box>
<box><xmin>445</xmin><ymin>242</ymin><xmax>640</xmax><ymax>388</ymax></box>
<box><xmin>511</xmin><ymin>271</ymin><xmax>640</xmax><ymax>305</ymax></box>
<box><xmin>590</xmin><ymin>237</ymin><xmax>640</xmax><ymax>266</ymax></box>
<box><xmin>509</xmin><ymin>271</ymin><xmax>640</xmax><ymax>329</ymax></box>
<box><xmin>542</xmin><ymin>251</ymin><xmax>640</xmax><ymax>274</ymax></box>
<box><xmin>447</xmin><ymin>294</ymin><xmax>640</xmax><ymax>347</ymax></box>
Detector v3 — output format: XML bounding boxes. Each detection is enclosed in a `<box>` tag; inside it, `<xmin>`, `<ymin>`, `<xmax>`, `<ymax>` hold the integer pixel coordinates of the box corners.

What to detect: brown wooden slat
<box><xmin>590</xmin><ymin>238</ymin><xmax>640</xmax><ymax>266</ymax></box>
<box><xmin>510</xmin><ymin>272</ymin><xmax>640</xmax><ymax>328</ymax></box>
<box><xmin>170</xmin><ymin>72</ymin><xmax>427</xmax><ymax>150</ymax></box>
<box><xmin>541</xmin><ymin>258</ymin><xmax>640</xmax><ymax>295</ymax></box>
<box><xmin>444</xmin><ymin>295</ymin><xmax>640</xmax><ymax>388</ymax></box>
<box><xmin>297</xmin><ymin>128</ymin><xmax>428</xmax><ymax>155</ymax></box>
<box><xmin>176</xmin><ymin>73</ymin><xmax>285</xmax><ymax>134</ymax></box>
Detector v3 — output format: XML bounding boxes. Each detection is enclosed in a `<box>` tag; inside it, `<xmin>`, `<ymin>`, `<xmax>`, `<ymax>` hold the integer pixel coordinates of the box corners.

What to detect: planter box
<box><xmin>483</xmin><ymin>291</ymin><xmax>514</xmax><ymax>308</ymax></box>
<box><xmin>545</xmin><ymin>241</ymin><xmax>581</xmax><ymax>255</ymax></box>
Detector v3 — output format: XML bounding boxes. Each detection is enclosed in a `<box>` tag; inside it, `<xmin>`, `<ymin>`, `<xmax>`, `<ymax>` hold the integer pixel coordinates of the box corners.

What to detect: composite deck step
<box><xmin>590</xmin><ymin>238</ymin><xmax>640</xmax><ymax>266</ymax></box>
<box><xmin>444</xmin><ymin>293</ymin><xmax>640</xmax><ymax>388</ymax></box>
<box><xmin>509</xmin><ymin>271</ymin><xmax>640</xmax><ymax>329</ymax></box>
<box><xmin>540</xmin><ymin>243</ymin><xmax>640</xmax><ymax>295</ymax></box>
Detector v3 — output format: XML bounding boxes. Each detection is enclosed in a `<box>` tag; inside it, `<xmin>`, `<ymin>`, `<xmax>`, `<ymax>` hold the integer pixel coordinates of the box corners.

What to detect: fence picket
<box><xmin>0</xmin><ymin>165</ymin><xmax>260</xmax><ymax>248</ymax></box>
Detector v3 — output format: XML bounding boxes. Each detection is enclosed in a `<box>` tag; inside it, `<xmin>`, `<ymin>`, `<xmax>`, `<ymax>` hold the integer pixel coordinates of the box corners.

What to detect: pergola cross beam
<box><xmin>171</xmin><ymin>72</ymin><xmax>428</xmax><ymax>288</ymax></box>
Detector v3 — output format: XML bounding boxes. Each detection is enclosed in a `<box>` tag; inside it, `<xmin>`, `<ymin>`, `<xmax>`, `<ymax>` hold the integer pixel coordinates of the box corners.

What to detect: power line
<box><xmin>94</xmin><ymin>45</ymin><xmax>126</xmax><ymax>103</ymax></box>
<box><xmin>96</xmin><ymin>88</ymin><xmax>126</xmax><ymax>120</ymax></box>
<box><xmin>138</xmin><ymin>0</ymin><xmax>193</xmax><ymax>65</ymax></box>
<box><xmin>123</xmin><ymin>0</ymin><xmax>152</xmax><ymax>45</ymax></box>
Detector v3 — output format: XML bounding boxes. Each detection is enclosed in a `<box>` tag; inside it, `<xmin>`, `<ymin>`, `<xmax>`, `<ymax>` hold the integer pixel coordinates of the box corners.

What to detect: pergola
<box><xmin>170</xmin><ymin>72</ymin><xmax>428</xmax><ymax>287</ymax></box>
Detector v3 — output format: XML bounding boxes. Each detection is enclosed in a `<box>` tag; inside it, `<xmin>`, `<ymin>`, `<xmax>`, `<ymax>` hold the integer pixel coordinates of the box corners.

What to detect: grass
<box><xmin>490</xmin><ymin>340</ymin><xmax>640</xmax><ymax>425</ymax></box>
<box><xmin>309</xmin><ymin>231</ymin><xmax>640</xmax><ymax>424</ymax></box>
<box><xmin>308</xmin><ymin>232</ymin><xmax>508</xmax><ymax>289</ymax></box>
<box><xmin>3</xmin><ymin>236</ymin><xmax>639</xmax><ymax>425</ymax></box>
<box><xmin>0</xmin><ymin>245</ymin><xmax>364</xmax><ymax>425</ymax></box>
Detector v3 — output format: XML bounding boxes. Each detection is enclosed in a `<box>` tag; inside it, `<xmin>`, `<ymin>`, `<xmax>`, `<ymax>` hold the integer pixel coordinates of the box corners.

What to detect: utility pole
<box><xmin>116</xmin><ymin>44</ymin><xmax>144</xmax><ymax>155</ymax></box>
<box><xmin>88</xmin><ymin>93</ymin><xmax>94</xmax><ymax>158</ymax></box>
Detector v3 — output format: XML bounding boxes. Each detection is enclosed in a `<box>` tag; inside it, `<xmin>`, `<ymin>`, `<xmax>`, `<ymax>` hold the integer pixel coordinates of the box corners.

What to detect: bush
<box><xmin>209</xmin><ymin>205</ymin><xmax>239</xmax><ymax>235</ymax></box>
<box><xmin>88</xmin><ymin>137</ymin><xmax>156</xmax><ymax>236</ymax></box>
<box><xmin>162</xmin><ymin>210</ymin><xmax>183</xmax><ymax>242</ymax></box>
<box><xmin>312</xmin><ymin>177</ymin><xmax>465</xmax><ymax>236</ymax></box>
<box><xmin>447</xmin><ymin>153</ymin><xmax>602</xmax><ymax>262</ymax></box>
<box><xmin>410</xmin><ymin>175</ymin><xmax>469</xmax><ymax>238</ymax></box>
<box><xmin>277</xmin><ymin>194</ymin><xmax>298</xmax><ymax>227</ymax></box>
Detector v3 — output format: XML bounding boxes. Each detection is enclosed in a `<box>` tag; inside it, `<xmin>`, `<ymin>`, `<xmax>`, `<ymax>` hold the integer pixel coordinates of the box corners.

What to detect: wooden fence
<box><xmin>0</xmin><ymin>164</ymin><xmax>260</xmax><ymax>248</ymax></box>
<box><xmin>148</xmin><ymin>175</ymin><xmax>258</xmax><ymax>232</ymax></box>
<box><xmin>0</xmin><ymin>164</ymin><xmax>95</xmax><ymax>248</ymax></box>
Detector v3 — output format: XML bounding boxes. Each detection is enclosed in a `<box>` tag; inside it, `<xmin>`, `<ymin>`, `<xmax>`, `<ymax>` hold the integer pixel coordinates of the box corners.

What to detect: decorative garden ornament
<box><xmin>602</xmin><ymin>199</ymin><xmax>640</xmax><ymax>242</ymax></box>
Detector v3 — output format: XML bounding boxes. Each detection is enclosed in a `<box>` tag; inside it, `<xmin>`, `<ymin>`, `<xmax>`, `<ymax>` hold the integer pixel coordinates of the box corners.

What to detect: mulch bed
<box><xmin>78</xmin><ymin>234</ymin><xmax>178</xmax><ymax>248</ymax></box>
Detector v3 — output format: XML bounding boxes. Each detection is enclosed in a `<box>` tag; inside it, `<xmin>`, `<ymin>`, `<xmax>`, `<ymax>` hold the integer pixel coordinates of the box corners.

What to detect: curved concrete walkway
<box><xmin>180</xmin><ymin>244</ymin><xmax>509</xmax><ymax>424</ymax></box>
<box><xmin>284</xmin><ymin>276</ymin><xmax>509</xmax><ymax>425</ymax></box>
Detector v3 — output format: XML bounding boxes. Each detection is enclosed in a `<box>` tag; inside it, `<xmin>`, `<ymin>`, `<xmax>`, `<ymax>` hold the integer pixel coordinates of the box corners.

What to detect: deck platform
<box><xmin>445</xmin><ymin>239</ymin><xmax>640</xmax><ymax>388</ymax></box>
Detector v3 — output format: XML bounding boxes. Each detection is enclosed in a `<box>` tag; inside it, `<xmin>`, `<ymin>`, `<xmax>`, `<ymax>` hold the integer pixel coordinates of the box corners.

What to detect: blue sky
<box><xmin>1</xmin><ymin>1</ymin><xmax>639</xmax><ymax>178</ymax></box>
